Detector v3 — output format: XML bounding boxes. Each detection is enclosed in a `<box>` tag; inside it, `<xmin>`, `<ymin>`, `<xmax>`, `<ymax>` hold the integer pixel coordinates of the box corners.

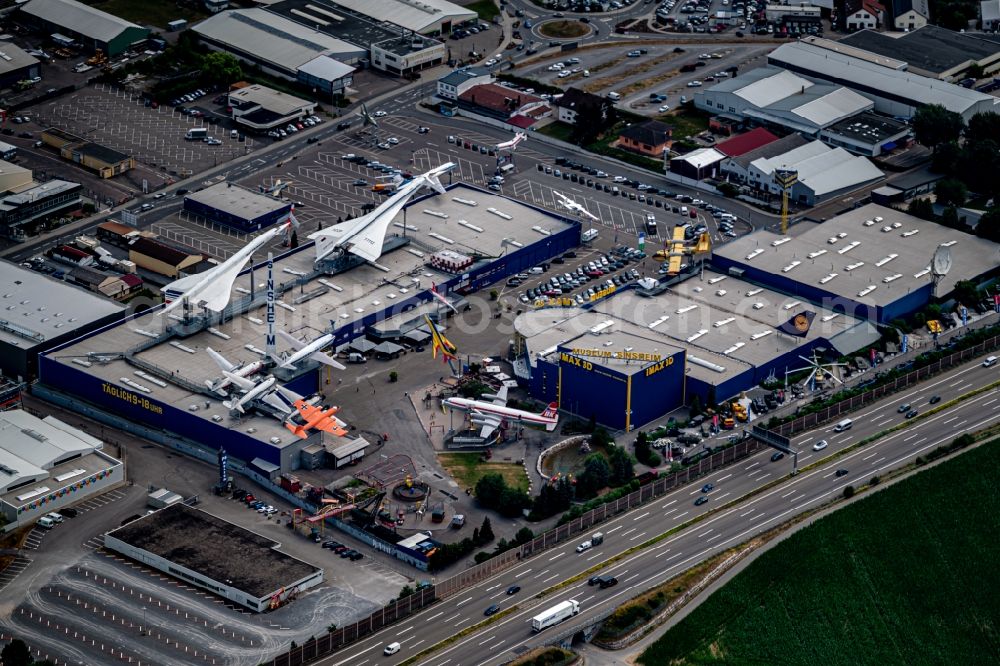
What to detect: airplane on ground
<box><xmin>259</xmin><ymin>179</ymin><xmax>291</xmax><ymax>197</ymax></box>
<box><xmin>283</xmin><ymin>396</ymin><xmax>349</xmax><ymax>439</ymax></box>
<box><xmin>358</xmin><ymin>103</ymin><xmax>379</xmax><ymax>127</ymax></box>
<box><xmin>160</xmin><ymin>221</ymin><xmax>290</xmax><ymax>315</ymax></box>
<box><xmin>495</xmin><ymin>132</ymin><xmax>527</xmax><ymax>151</ymax></box>
<box><xmin>443</xmin><ymin>386</ymin><xmax>559</xmax><ymax>439</ymax></box>
<box><xmin>553</xmin><ymin>190</ymin><xmax>599</xmax><ymax>222</ymax></box>
<box><xmin>222</xmin><ymin>373</ymin><xmax>276</xmax><ymax>413</ymax></box>
<box><xmin>309</xmin><ymin>162</ymin><xmax>454</xmax><ymax>264</ymax></box>
<box><xmin>276</xmin><ymin>330</ymin><xmax>345</xmax><ymax>371</ymax></box>
<box><xmin>429</xmin><ymin>282</ymin><xmax>458</xmax><ymax>313</ymax></box>
<box><xmin>205</xmin><ymin>347</ymin><xmax>264</xmax><ymax>396</ymax></box>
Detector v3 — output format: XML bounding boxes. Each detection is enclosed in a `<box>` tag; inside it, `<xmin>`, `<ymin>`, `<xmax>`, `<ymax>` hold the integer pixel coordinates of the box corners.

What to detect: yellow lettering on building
<box><xmin>569</xmin><ymin>348</ymin><xmax>663</xmax><ymax>363</ymax></box>
<box><xmin>102</xmin><ymin>382</ymin><xmax>164</xmax><ymax>415</ymax></box>
<box><xmin>644</xmin><ymin>357</ymin><xmax>676</xmax><ymax>377</ymax></box>
<box><xmin>559</xmin><ymin>352</ymin><xmax>593</xmax><ymax>371</ymax></box>
<box><xmin>588</xmin><ymin>284</ymin><xmax>617</xmax><ymax>302</ymax></box>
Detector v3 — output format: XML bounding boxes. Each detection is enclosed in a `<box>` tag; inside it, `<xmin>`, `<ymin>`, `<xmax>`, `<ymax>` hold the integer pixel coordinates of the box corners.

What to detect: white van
<box><xmin>499</xmin><ymin>163</ymin><xmax>515</xmax><ymax>173</ymax></box>
<box><xmin>45</xmin><ymin>512</ymin><xmax>64</xmax><ymax>523</ymax></box>
<box><xmin>581</xmin><ymin>228</ymin><xmax>599</xmax><ymax>242</ymax></box>
<box><xmin>37</xmin><ymin>516</ymin><xmax>56</xmax><ymax>529</ymax></box>
<box><xmin>984</xmin><ymin>356</ymin><xmax>998</xmax><ymax>367</ymax></box>
<box><xmin>607</xmin><ymin>92</ymin><xmax>621</xmax><ymax>101</ymax></box>
<box><xmin>384</xmin><ymin>642</ymin><xmax>401</xmax><ymax>655</ymax></box>
<box><xmin>833</xmin><ymin>418</ymin><xmax>853</xmax><ymax>432</ymax></box>
<box><xmin>528</xmin><ymin>266</ymin><xmax>545</xmax><ymax>274</ymax></box>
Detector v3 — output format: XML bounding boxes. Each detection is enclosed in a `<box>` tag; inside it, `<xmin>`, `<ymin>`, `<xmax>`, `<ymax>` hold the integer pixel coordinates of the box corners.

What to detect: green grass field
<box><xmin>638</xmin><ymin>440</ymin><xmax>1000</xmax><ymax>666</ymax></box>
<box><xmin>438</xmin><ymin>452</ymin><xmax>529</xmax><ymax>494</ymax></box>
<box><xmin>465</xmin><ymin>0</ymin><xmax>500</xmax><ymax>21</ymax></box>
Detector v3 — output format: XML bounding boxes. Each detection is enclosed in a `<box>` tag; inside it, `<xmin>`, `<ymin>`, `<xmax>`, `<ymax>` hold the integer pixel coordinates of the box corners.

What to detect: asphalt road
<box><xmin>303</xmin><ymin>357</ymin><xmax>999</xmax><ymax>666</ymax></box>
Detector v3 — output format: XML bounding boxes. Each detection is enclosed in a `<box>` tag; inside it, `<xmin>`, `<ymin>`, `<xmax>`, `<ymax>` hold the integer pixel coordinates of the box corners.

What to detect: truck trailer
<box><xmin>531</xmin><ymin>599</ymin><xmax>580</xmax><ymax>632</ymax></box>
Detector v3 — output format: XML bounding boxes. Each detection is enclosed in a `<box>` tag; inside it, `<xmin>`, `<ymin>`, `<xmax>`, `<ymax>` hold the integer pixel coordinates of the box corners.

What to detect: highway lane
<box><xmin>303</xmin><ymin>357</ymin><xmax>999</xmax><ymax>666</ymax></box>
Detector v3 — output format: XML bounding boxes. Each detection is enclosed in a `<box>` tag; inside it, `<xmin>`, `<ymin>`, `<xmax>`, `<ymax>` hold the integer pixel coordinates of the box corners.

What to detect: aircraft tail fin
<box><xmin>542</xmin><ymin>402</ymin><xmax>559</xmax><ymax>419</ymax></box>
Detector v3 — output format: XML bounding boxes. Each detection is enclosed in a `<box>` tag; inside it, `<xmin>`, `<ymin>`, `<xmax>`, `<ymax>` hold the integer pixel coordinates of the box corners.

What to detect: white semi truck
<box><xmin>531</xmin><ymin>599</ymin><xmax>580</xmax><ymax>632</ymax></box>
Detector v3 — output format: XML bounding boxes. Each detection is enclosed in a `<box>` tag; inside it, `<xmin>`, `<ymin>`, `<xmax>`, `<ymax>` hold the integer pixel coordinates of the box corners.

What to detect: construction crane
<box><xmin>774</xmin><ymin>169</ymin><xmax>798</xmax><ymax>235</ymax></box>
<box><xmin>653</xmin><ymin>226</ymin><xmax>712</xmax><ymax>276</ymax></box>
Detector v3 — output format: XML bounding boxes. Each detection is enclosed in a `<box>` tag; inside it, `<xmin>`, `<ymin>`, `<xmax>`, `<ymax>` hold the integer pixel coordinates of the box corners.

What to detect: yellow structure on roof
<box><xmin>652</xmin><ymin>227</ymin><xmax>713</xmax><ymax>275</ymax></box>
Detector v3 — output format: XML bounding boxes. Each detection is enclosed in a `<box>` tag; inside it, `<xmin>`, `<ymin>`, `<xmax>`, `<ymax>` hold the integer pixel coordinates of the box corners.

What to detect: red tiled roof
<box><xmin>509</xmin><ymin>115</ymin><xmax>536</xmax><ymax>128</ymax></box>
<box><xmin>714</xmin><ymin>128</ymin><xmax>780</xmax><ymax>157</ymax></box>
<box><xmin>120</xmin><ymin>273</ymin><xmax>143</xmax><ymax>288</ymax></box>
<box><xmin>458</xmin><ymin>83</ymin><xmax>544</xmax><ymax>114</ymax></box>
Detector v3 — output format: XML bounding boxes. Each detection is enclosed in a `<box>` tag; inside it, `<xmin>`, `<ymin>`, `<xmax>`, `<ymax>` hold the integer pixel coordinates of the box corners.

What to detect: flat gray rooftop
<box><xmin>106</xmin><ymin>503</ymin><xmax>320</xmax><ymax>598</ymax></box>
<box><xmin>715</xmin><ymin>203</ymin><xmax>1000</xmax><ymax>307</ymax></box>
<box><xmin>47</xmin><ymin>185</ymin><xmax>573</xmax><ymax>447</ymax></box>
<box><xmin>517</xmin><ymin>269</ymin><xmax>871</xmax><ymax>384</ymax></box>
<box><xmin>185</xmin><ymin>182</ymin><xmax>291</xmax><ymax>220</ymax></box>
<box><xmin>1</xmin><ymin>451</ymin><xmax>117</xmax><ymax>507</ymax></box>
<box><xmin>0</xmin><ymin>261</ymin><xmax>124</xmax><ymax>349</ymax></box>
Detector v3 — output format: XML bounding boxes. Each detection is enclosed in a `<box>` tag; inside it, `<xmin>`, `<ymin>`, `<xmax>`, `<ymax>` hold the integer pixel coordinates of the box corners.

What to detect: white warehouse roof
<box><xmin>734</xmin><ymin>68</ymin><xmax>814</xmax><ymax>107</ymax></box>
<box><xmin>193</xmin><ymin>9</ymin><xmax>365</xmax><ymax>74</ymax></box>
<box><xmin>332</xmin><ymin>0</ymin><xmax>476</xmax><ymax>33</ymax></box>
<box><xmin>754</xmin><ymin>140</ymin><xmax>883</xmax><ymax>196</ymax></box>
<box><xmin>768</xmin><ymin>41</ymin><xmax>1000</xmax><ymax>120</ymax></box>
<box><xmin>674</xmin><ymin>147</ymin><xmax>726</xmax><ymax>169</ymax></box>
<box><xmin>21</xmin><ymin>0</ymin><xmax>143</xmax><ymax>42</ymax></box>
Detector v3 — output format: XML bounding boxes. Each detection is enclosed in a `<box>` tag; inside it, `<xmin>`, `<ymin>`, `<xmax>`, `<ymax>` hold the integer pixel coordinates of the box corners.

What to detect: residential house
<box><xmin>553</xmin><ymin>87</ymin><xmax>611</xmax><ymax>125</ymax></box>
<box><xmin>437</xmin><ymin>67</ymin><xmax>491</xmax><ymax>101</ymax></box>
<box><xmin>617</xmin><ymin>120</ymin><xmax>674</xmax><ymax>157</ymax></box>
<box><xmin>457</xmin><ymin>84</ymin><xmax>550</xmax><ymax>122</ymax></box>
<box><xmin>890</xmin><ymin>0</ymin><xmax>929</xmax><ymax>30</ymax></box>
<box><xmin>843</xmin><ymin>0</ymin><xmax>884</xmax><ymax>30</ymax></box>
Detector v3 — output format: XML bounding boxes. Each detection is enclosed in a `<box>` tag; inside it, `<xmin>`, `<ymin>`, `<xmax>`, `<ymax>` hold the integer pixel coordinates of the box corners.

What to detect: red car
<box><xmin>586</xmin><ymin>269</ymin><xmax>604</xmax><ymax>277</ymax></box>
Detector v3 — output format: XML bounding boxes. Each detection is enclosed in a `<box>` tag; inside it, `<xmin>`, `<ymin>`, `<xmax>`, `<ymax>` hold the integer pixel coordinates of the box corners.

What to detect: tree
<box><xmin>475</xmin><ymin>473</ymin><xmax>506</xmax><ymax>508</ymax></box>
<box><xmin>689</xmin><ymin>394</ymin><xmax>702</xmax><ymax>416</ymax></box>
<box><xmin>590</xmin><ymin>427</ymin><xmax>612</xmax><ymax>448</ymax></box>
<box><xmin>634</xmin><ymin>435</ymin><xmax>653</xmax><ymax>466</ymax></box>
<box><xmin>912</xmin><ymin>104</ymin><xmax>964</xmax><ymax>151</ymax></box>
<box><xmin>398</xmin><ymin>585</ymin><xmax>415</xmax><ymax>599</ymax></box>
<box><xmin>200</xmin><ymin>52</ymin><xmax>242</xmax><ymax>86</ymax></box>
<box><xmin>965</xmin><ymin>111</ymin><xmax>1000</xmax><ymax>144</ymax></box>
<box><xmin>607</xmin><ymin>445</ymin><xmax>635</xmax><ymax>486</ymax></box>
<box><xmin>1</xmin><ymin>639</ymin><xmax>31</xmax><ymax>666</ymax></box>
<box><xmin>930</xmin><ymin>140</ymin><xmax>961</xmax><ymax>175</ymax></box>
<box><xmin>498</xmin><ymin>486</ymin><xmax>528</xmax><ymax>517</ymax></box>
<box><xmin>934</xmin><ymin>179</ymin><xmax>967</xmax><ymax>207</ymax></box>
<box><xmin>975</xmin><ymin>207</ymin><xmax>1000</xmax><ymax>242</ymax></box>
<box><xmin>571</xmin><ymin>99</ymin><xmax>615</xmax><ymax>146</ymax></box>
<box><xmin>958</xmin><ymin>140</ymin><xmax>1000</xmax><ymax>198</ymax></box>
<box><xmin>907</xmin><ymin>197</ymin><xmax>935</xmax><ymax>221</ymax></box>
<box><xmin>479</xmin><ymin>516</ymin><xmax>495</xmax><ymax>543</ymax></box>
<box><xmin>939</xmin><ymin>206</ymin><xmax>962</xmax><ymax>229</ymax></box>
<box><xmin>514</xmin><ymin>526</ymin><xmax>534</xmax><ymax>544</ymax></box>
<box><xmin>575</xmin><ymin>452</ymin><xmax>611</xmax><ymax>499</ymax></box>
<box><xmin>953</xmin><ymin>280</ymin><xmax>982</xmax><ymax>308</ymax></box>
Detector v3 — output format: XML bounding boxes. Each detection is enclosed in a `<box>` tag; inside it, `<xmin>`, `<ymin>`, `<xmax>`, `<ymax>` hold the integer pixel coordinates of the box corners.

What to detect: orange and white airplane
<box><xmin>285</xmin><ymin>399</ymin><xmax>349</xmax><ymax>439</ymax></box>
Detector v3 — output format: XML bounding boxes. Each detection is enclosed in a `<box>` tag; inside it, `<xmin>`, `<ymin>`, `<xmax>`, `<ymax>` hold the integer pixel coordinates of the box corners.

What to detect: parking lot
<box><xmin>30</xmin><ymin>84</ymin><xmax>251</xmax><ymax>185</ymax></box>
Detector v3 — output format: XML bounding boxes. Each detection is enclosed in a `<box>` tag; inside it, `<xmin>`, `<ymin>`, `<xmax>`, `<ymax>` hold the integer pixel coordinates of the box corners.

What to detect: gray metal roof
<box><xmin>21</xmin><ymin>0</ymin><xmax>144</xmax><ymax>42</ymax></box>
<box><xmin>715</xmin><ymin>203</ymin><xmax>1000</xmax><ymax>307</ymax></box>
<box><xmin>0</xmin><ymin>261</ymin><xmax>123</xmax><ymax>348</ymax></box>
<box><xmin>840</xmin><ymin>26</ymin><xmax>1000</xmax><ymax>75</ymax></box>
<box><xmin>297</xmin><ymin>54</ymin><xmax>354</xmax><ymax>81</ymax></box>
<box><xmin>186</xmin><ymin>182</ymin><xmax>291</xmax><ymax>220</ymax></box>
<box><xmin>330</xmin><ymin>0</ymin><xmax>475</xmax><ymax>32</ymax></box>
<box><xmin>0</xmin><ymin>41</ymin><xmax>38</xmax><ymax>75</ymax></box>
<box><xmin>768</xmin><ymin>41</ymin><xmax>1000</xmax><ymax>118</ymax></box>
<box><xmin>193</xmin><ymin>8</ymin><xmax>365</xmax><ymax>73</ymax></box>
<box><xmin>0</xmin><ymin>410</ymin><xmax>100</xmax><ymax>494</ymax></box>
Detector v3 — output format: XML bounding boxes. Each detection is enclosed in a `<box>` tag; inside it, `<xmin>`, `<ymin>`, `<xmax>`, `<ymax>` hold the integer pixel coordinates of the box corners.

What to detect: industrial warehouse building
<box><xmin>18</xmin><ymin>0</ymin><xmax>150</xmax><ymax>56</ymax></box>
<box><xmin>104</xmin><ymin>503</ymin><xmax>323</xmax><ymax>612</ymax></box>
<box><xmin>840</xmin><ymin>26</ymin><xmax>1000</xmax><ymax>81</ymax></box>
<box><xmin>514</xmin><ymin>271</ymin><xmax>878</xmax><ymax>430</ymax></box>
<box><xmin>36</xmin><ymin>185</ymin><xmax>580</xmax><ymax>472</ymax></box>
<box><xmin>0</xmin><ymin>409</ymin><xmax>124</xmax><ymax>528</ymax></box>
<box><xmin>713</xmin><ymin>204</ymin><xmax>1000</xmax><ymax>323</ymax></box>
<box><xmin>324</xmin><ymin>0</ymin><xmax>476</xmax><ymax>35</ymax></box>
<box><xmin>227</xmin><ymin>84</ymin><xmax>317</xmax><ymax>133</ymax></box>
<box><xmin>41</xmin><ymin>128</ymin><xmax>134</xmax><ymax>179</ymax></box>
<box><xmin>0</xmin><ymin>262</ymin><xmax>124</xmax><ymax>380</ymax></box>
<box><xmin>183</xmin><ymin>182</ymin><xmax>293</xmax><ymax>232</ymax></box>
<box><xmin>0</xmin><ymin>159</ymin><xmax>83</xmax><ymax>239</ymax></box>
<box><xmin>128</xmin><ymin>237</ymin><xmax>202</xmax><ymax>278</ymax></box>
<box><xmin>767</xmin><ymin>39</ymin><xmax>1000</xmax><ymax>120</ymax></box>
<box><xmin>0</xmin><ymin>42</ymin><xmax>40</xmax><ymax>89</ymax></box>
<box><xmin>193</xmin><ymin>9</ymin><xmax>363</xmax><ymax>95</ymax></box>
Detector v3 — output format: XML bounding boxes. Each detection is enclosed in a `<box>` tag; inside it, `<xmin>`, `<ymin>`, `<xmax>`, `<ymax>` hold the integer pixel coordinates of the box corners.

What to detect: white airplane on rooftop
<box><xmin>205</xmin><ymin>347</ymin><xmax>264</xmax><ymax>396</ymax></box>
<box><xmin>309</xmin><ymin>162</ymin><xmax>454</xmax><ymax>264</ymax></box>
<box><xmin>160</xmin><ymin>220</ymin><xmax>290</xmax><ymax>316</ymax></box>
<box><xmin>222</xmin><ymin>373</ymin><xmax>276</xmax><ymax>413</ymax></box>
<box><xmin>276</xmin><ymin>330</ymin><xmax>345</xmax><ymax>371</ymax></box>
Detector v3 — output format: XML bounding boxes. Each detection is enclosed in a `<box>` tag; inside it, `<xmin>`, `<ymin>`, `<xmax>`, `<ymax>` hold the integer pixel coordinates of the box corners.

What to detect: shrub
<box><xmin>843</xmin><ymin>485</ymin><xmax>855</xmax><ymax>498</ymax></box>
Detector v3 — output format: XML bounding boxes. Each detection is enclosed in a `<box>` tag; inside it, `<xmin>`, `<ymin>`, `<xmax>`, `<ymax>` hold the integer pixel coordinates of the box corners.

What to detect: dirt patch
<box><xmin>438</xmin><ymin>452</ymin><xmax>529</xmax><ymax>494</ymax></box>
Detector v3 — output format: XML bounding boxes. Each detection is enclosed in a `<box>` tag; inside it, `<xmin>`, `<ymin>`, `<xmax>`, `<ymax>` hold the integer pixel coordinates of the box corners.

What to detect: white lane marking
<box><xmin>549</xmin><ymin>552</ymin><xmax>565</xmax><ymax>562</ymax></box>
<box><xmin>457</xmin><ymin>597</ymin><xmax>473</xmax><ymax>606</ymax></box>
<box><xmin>707</xmin><ymin>533</ymin><xmax>723</xmax><ymax>542</ymax></box>
<box><xmin>781</xmin><ymin>489</ymin><xmax>797</xmax><ymax>498</ymax></box>
<box><xmin>398</xmin><ymin>625</ymin><xmax>415</xmax><ymax>635</ymax></box>
<box><xmin>661</xmin><ymin>499</ymin><xmax>677</xmax><ymax>509</ymax></box>
<box><xmin>633</xmin><ymin>511</ymin><xmax>650</xmax><ymax>521</ymax></box>
<box><xmin>606</xmin><ymin>525</ymin><xmax>623</xmax><ymax>534</ymax></box>
<box><xmin>739</xmin><ymin>508</ymin><xmax>755</xmax><ymax>517</ymax></box>
<box><xmin>533</xmin><ymin>569</ymin><xmax>550</xmax><ymax>579</ymax></box>
<box><xmin>697</xmin><ymin>528</ymin><xmax>713</xmax><ymax>537</ymax></box>
<box><xmin>621</xmin><ymin>528</ymin><xmax>636</xmax><ymax>537</ymax></box>
<box><xmin>515</xmin><ymin>568</ymin><xmax>534</xmax><ymax>576</ymax></box>
<box><xmin>745</xmin><ymin>462</ymin><xmax>760</xmax><ymax>470</ymax></box>
<box><xmin>903</xmin><ymin>433</ymin><xmax>918</xmax><ymax>442</ymax></box>
<box><xmin>629</xmin><ymin>531</ymin><xmax>646</xmax><ymax>541</ymax></box>
<box><xmin>862</xmin><ymin>452</ymin><xmax>879</xmax><ymax>461</ymax></box>
<box><xmin>542</xmin><ymin>573</ymin><xmax>560</xmax><ymax>583</ymax></box>
<box><xmin>715</xmin><ymin>492</ymin><xmax>730</xmax><ymax>501</ymax></box>
<box><xmin>943</xmin><ymin>416</ymin><xmax>958</xmax><ymax>424</ymax></box>
<box><xmin>674</xmin><ymin>511</ymin><xmax>689</xmax><ymax>519</ymax></box>
<box><xmin>983</xmin><ymin>399</ymin><xmax>997</xmax><ymax>407</ymax></box>
<box><xmin>715</xmin><ymin>473</ymin><xmax>732</xmax><ymax>482</ymax></box>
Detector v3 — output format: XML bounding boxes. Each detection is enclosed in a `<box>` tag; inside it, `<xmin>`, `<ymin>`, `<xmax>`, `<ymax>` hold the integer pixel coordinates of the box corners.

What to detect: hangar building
<box><xmin>0</xmin><ymin>261</ymin><xmax>124</xmax><ymax>381</ymax></box>
<box><xmin>19</xmin><ymin>0</ymin><xmax>150</xmax><ymax>56</ymax></box>
<box><xmin>713</xmin><ymin>204</ymin><xmax>1000</xmax><ymax>324</ymax></box>
<box><xmin>36</xmin><ymin>185</ymin><xmax>579</xmax><ymax>472</ymax></box>
<box><xmin>329</xmin><ymin>0</ymin><xmax>477</xmax><ymax>35</ymax></box>
<box><xmin>514</xmin><ymin>269</ymin><xmax>877</xmax><ymax>430</ymax></box>
<box><xmin>0</xmin><ymin>42</ymin><xmax>40</xmax><ymax>90</ymax></box>
<box><xmin>184</xmin><ymin>182</ymin><xmax>293</xmax><ymax>232</ymax></box>
<box><xmin>0</xmin><ymin>409</ymin><xmax>124</xmax><ymax>528</ymax></box>
<box><xmin>105</xmin><ymin>503</ymin><xmax>323</xmax><ymax>612</ymax></box>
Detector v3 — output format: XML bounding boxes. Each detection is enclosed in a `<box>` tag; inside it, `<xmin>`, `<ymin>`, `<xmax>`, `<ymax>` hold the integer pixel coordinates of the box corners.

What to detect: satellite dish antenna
<box><xmin>931</xmin><ymin>245</ymin><xmax>952</xmax><ymax>297</ymax></box>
